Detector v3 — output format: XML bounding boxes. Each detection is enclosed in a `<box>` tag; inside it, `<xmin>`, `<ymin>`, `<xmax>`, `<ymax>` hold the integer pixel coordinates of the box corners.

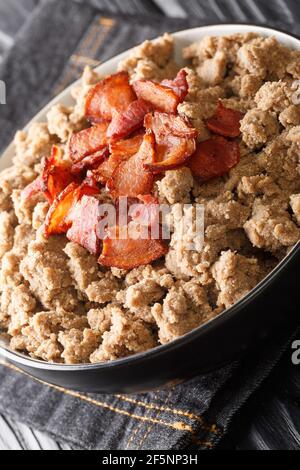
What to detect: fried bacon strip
<box><xmin>160</xmin><ymin>69</ymin><xmax>189</xmax><ymax>101</ymax></box>
<box><xmin>99</xmin><ymin>226</ymin><xmax>167</xmax><ymax>270</ymax></box>
<box><xmin>206</xmin><ymin>102</ymin><xmax>244</xmax><ymax>138</ymax></box>
<box><xmin>110</xmin><ymin>132</ymin><xmax>145</xmax><ymax>160</ymax></box>
<box><xmin>133</xmin><ymin>81</ymin><xmax>179</xmax><ymax>114</ymax></box>
<box><xmin>85</xmin><ymin>71</ymin><xmax>136</xmax><ymax>123</ymax></box>
<box><xmin>21</xmin><ymin>175</ymin><xmax>46</xmax><ymax>200</ymax></box>
<box><xmin>22</xmin><ymin>145</ymin><xmax>76</xmax><ymax>204</ymax></box>
<box><xmin>107</xmin><ymin>133</ymin><xmax>155</xmax><ymax>198</ymax></box>
<box><xmin>67</xmin><ymin>195</ymin><xmax>102</xmax><ymax>255</ymax></box>
<box><xmin>71</xmin><ymin>147</ymin><xmax>109</xmax><ymax>174</ymax></box>
<box><xmin>146</xmin><ymin>111</ymin><xmax>197</xmax><ymax>139</ymax></box>
<box><xmin>44</xmin><ymin>182</ymin><xmax>80</xmax><ymax>237</ymax></box>
<box><xmin>143</xmin><ymin>112</ymin><xmax>197</xmax><ymax>172</ymax></box>
<box><xmin>132</xmin><ymin>69</ymin><xmax>188</xmax><ymax>114</ymax></box>
<box><xmin>188</xmin><ymin>136</ymin><xmax>240</xmax><ymax>181</ymax></box>
<box><xmin>68</xmin><ymin>123</ymin><xmax>109</xmax><ymax>163</ymax></box>
<box><xmin>91</xmin><ymin>133</ymin><xmax>144</xmax><ymax>184</ymax></box>
<box><xmin>130</xmin><ymin>195</ymin><xmax>160</xmax><ymax>228</ymax></box>
<box><xmin>107</xmin><ymin>99</ymin><xmax>153</xmax><ymax>140</ymax></box>
<box><xmin>44</xmin><ymin>183</ymin><xmax>99</xmax><ymax>238</ymax></box>
<box><xmin>44</xmin><ymin>146</ymin><xmax>78</xmax><ymax>202</ymax></box>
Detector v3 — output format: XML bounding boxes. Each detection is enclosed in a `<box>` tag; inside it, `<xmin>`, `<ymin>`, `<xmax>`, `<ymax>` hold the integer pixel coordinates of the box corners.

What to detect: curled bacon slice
<box><xmin>71</xmin><ymin>147</ymin><xmax>109</xmax><ymax>174</ymax></box>
<box><xmin>44</xmin><ymin>146</ymin><xmax>78</xmax><ymax>203</ymax></box>
<box><xmin>145</xmin><ymin>112</ymin><xmax>198</xmax><ymax>139</ymax></box>
<box><xmin>92</xmin><ymin>133</ymin><xmax>144</xmax><ymax>184</ymax></box>
<box><xmin>110</xmin><ymin>132</ymin><xmax>145</xmax><ymax>160</ymax></box>
<box><xmin>90</xmin><ymin>159</ymin><xmax>117</xmax><ymax>186</ymax></box>
<box><xmin>133</xmin><ymin>69</ymin><xmax>189</xmax><ymax>113</ymax></box>
<box><xmin>83</xmin><ymin>172</ymin><xmax>100</xmax><ymax>189</ymax></box>
<box><xmin>85</xmin><ymin>72</ymin><xmax>136</xmax><ymax>124</ymax></box>
<box><xmin>21</xmin><ymin>175</ymin><xmax>47</xmax><ymax>200</ymax></box>
<box><xmin>69</xmin><ymin>123</ymin><xmax>108</xmax><ymax>163</ymax></box>
<box><xmin>133</xmin><ymin>81</ymin><xmax>179</xmax><ymax>114</ymax></box>
<box><xmin>107</xmin><ymin>99</ymin><xmax>153</xmax><ymax>140</ymax></box>
<box><xmin>22</xmin><ymin>145</ymin><xmax>76</xmax><ymax>204</ymax></box>
<box><xmin>44</xmin><ymin>182</ymin><xmax>80</xmax><ymax>237</ymax></box>
<box><xmin>67</xmin><ymin>195</ymin><xmax>102</xmax><ymax>255</ymax></box>
<box><xmin>99</xmin><ymin>226</ymin><xmax>168</xmax><ymax>270</ymax></box>
<box><xmin>130</xmin><ymin>195</ymin><xmax>160</xmax><ymax>228</ymax></box>
<box><xmin>143</xmin><ymin>112</ymin><xmax>197</xmax><ymax>172</ymax></box>
<box><xmin>161</xmin><ymin>69</ymin><xmax>189</xmax><ymax>101</ymax></box>
<box><xmin>188</xmin><ymin>136</ymin><xmax>240</xmax><ymax>181</ymax></box>
<box><xmin>115</xmin><ymin>194</ymin><xmax>159</xmax><ymax>229</ymax></box>
<box><xmin>44</xmin><ymin>183</ymin><xmax>100</xmax><ymax>238</ymax></box>
<box><xmin>107</xmin><ymin>133</ymin><xmax>155</xmax><ymax>198</ymax></box>
<box><xmin>206</xmin><ymin>102</ymin><xmax>244</xmax><ymax>138</ymax></box>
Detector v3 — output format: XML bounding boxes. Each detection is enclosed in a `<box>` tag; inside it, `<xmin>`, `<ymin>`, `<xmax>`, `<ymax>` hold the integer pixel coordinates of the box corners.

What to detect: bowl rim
<box><xmin>1</xmin><ymin>22</ymin><xmax>300</xmax><ymax>371</ymax></box>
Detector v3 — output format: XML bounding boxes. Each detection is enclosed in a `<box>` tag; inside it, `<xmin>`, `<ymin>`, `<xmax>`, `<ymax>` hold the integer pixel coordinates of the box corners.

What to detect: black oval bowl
<box><xmin>1</xmin><ymin>242</ymin><xmax>300</xmax><ymax>394</ymax></box>
<box><xmin>1</xmin><ymin>24</ymin><xmax>300</xmax><ymax>394</ymax></box>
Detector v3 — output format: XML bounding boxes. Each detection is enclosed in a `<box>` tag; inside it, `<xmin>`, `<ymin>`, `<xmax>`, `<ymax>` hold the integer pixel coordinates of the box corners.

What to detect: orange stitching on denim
<box><xmin>136</xmin><ymin>391</ymin><xmax>173</xmax><ymax>450</ymax></box>
<box><xmin>99</xmin><ymin>17</ymin><xmax>115</xmax><ymax>27</ymax></box>
<box><xmin>191</xmin><ymin>435</ymin><xmax>215</xmax><ymax>450</ymax></box>
<box><xmin>88</xmin><ymin>18</ymin><xmax>115</xmax><ymax>58</ymax></box>
<box><xmin>0</xmin><ymin>361</ymin><xmax>194</xmax><ymax>433</ymax></box>
<box><xmin>79</xmin><ymin>22</ymin><xmax>102</xmax><ymax>56</ymax></box>
<box><xmin>116</xmin><ymin>394</ymin><xmax>221</xmax><ymax>435</ymax></box>
<box><xmin>54</xmin><ymin>20</ymin><xmax>102</xmax><ymax>95</ymax></box>
<box><xmin>126</xmin><ymin>392</ymin><xmax>159</xmax><ymax>450</ymax></box>
<box><xmin>54</xmin><ymin>22</ymin><xmax>100</xmax><ymax>94</ymax></box>
<box><xmin>192</xmin><ymin>440</ymin><xmax>214</xmax><ymax>450</ymax></box>
<box><xmin>54</xmin><ymin>17</ymin><xmax>114</xmax><ymax>96</ymax></box>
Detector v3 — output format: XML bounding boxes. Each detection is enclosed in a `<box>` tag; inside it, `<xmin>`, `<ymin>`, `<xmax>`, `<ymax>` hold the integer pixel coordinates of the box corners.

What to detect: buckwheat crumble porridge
<box><xmin>1</xmin><ymin>32</ymin><xmax>300</xmax><ymax>364</ymax></box>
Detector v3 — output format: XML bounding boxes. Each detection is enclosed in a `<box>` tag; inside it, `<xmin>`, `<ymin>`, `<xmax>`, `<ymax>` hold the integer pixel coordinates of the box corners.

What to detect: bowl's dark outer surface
<box><xmin>1</xmin><ymin>242</ymin><xmax>300</xmax><ymax>394</ymax></box>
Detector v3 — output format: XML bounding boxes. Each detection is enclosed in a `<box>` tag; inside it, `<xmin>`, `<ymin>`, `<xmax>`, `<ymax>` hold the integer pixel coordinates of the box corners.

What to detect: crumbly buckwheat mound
<box><xmin>1</xmin><ymin>33</ymin><xmax>300</xmax><ymax>364</ymax></box>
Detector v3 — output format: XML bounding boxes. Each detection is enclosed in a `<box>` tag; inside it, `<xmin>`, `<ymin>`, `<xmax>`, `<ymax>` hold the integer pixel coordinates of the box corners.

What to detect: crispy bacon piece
<box><xmin>22</xmin><ymin>145</ymin><xmax>76</xmax><ymax>203</ymax></box>
<box><xmin>69</xmin><ymin>123</ymin><xmax>109</xmax><ymax>163</ymax></box>
<box><xmin>143</xmin><ymin>112</ymin><xmax>197</xmax><ymax>172</ymax></box>
<box><xmin>44</xmin><ymin>146</ymin><xmax>78</xmax><ymax>203</ymax></box>
<box><xmin>90</xmin><ymin>159</ymin><xmax>116</xmax><ymax>186</ymax></box>
<box><xmin>21</xmin><ymin>175</ymin><xmax>46</xmax><ymax>200</ymax></box>
<box><xmin>99</xmin><ymin>226</ymin><xmax>168</xmax><ymax>270</ymax></box>
<box><xmin>48</xmin><ymin>144</ymin><xmax>64</xmax><ymax>166</ymax></box>
<box><xmin>206</xmin><ymin>102</ymin><xmax>244</xmax><ymax>138</ymax></box>
<box><xmin>85</xmin><ymin>72</ymin><xmax>136</xmax><ymax>124</ymax></box>
<box><xmin>44</xmin><ymin>183</ymin><xmax>100</xmax><ymax>238</ymax></box>
<box><xmin>107</xmin><ymin>133</ymin><xmax>155</xmax><ymax>198</ymax></box>
<box><xmin>71</xmin><ymin>147</ymin><xmax>109</xmax><ymax>174</ymax></box>
<box><xmin>92</xmin><ymin>133</ymin><xmax>144</xmax><ymax>184</ymax></box>
<box><xmin>44</xmin><ymin>182</ymin><xmax>80</xmax><ymax>237</ymax></box>
<box><xmin>133</xmin><ymin>69</ymin><xmax>189</xmax><ymax>113</ymax></box>
<box><xmin>116</xmin><ymin>194</ymin><xmax>159</xmax><ymax>228</ymax></box>
<box><xmin>136</xmin><ymin>194</ymin><xmax>157</xmax><ymax>205</ymax></box>
<box><xmin>145</xmin><ymin>112</ymin><xmax>197</xmax><ymax>139</ymax></box>
<box><xmin>188</xmin><ymin>136</ymin><xmax>240</xmax><ymax>181</ymax></box>
<box><xmin>133</xmin><ymin>81</ymin><xmax>179</xmax><ymax>114</ymax></box>
<box><xmin>83</xmin><ymin>172</ymin><xmax>99</xmax><ymax>189</ymax></box>
<box><xmin>160</xmin><ymin>69</ymin><xmax>189</xmax><ymax>101</ymax></box>
<box><xmin>107</xmin><ymin>99</ymin><xmax>153</xmax><ymax>140</ymax></box>
<box><xmin>110</xmin><ymin>132</ymin><xmax>144</xmax><ymax>160</ymax></box>
<box><xmin>67</xmin><ymin>195</ymin><xmax>102</xmax><ymax>255</ymax></box>
<box><xmin>130</xmin><ymin>195</ymin><xmax>160</xmax><ymax>228</ymax></box>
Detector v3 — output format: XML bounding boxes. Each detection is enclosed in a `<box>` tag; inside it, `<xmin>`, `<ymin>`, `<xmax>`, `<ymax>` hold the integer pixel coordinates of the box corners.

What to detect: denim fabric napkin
<box><xmin>0</xmin><ymin>0</ymin><xmax>299</xmax><ymax>450</ymax></box>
